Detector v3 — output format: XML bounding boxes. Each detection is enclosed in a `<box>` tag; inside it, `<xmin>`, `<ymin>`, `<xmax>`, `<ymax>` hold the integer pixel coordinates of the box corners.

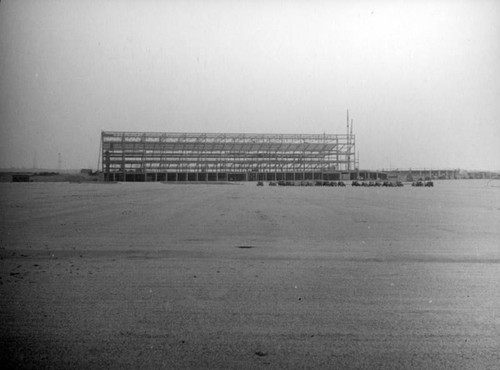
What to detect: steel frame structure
<box><xmin>101</xmin><ymin>131</ymin><xmax>356</xmax><ymax>181</ymax></box>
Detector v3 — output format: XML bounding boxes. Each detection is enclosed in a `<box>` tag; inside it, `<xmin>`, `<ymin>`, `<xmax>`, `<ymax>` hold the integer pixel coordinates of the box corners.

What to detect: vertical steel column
<box><xmin>122</xmin><ymin>133</ymin><xmax>126</xmax><ymax>182</ymax></box>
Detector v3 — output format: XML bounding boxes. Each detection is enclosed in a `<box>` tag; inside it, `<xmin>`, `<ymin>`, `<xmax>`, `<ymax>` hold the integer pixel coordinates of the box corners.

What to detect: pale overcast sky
<box><xmin>1</xmin><ymin>0</ymin><xmax>499</xmax><ymax>171</ymax></box>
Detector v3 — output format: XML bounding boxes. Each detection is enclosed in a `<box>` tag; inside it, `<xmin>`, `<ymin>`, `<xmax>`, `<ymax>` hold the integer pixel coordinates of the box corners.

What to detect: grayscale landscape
<box><xmin>1</xmin><ymin>0</ymin><xmax>499</xmax><ymax>368</ymax></box>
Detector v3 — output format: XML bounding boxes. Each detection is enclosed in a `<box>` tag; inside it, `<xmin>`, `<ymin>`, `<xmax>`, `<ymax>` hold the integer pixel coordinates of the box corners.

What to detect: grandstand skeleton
<box><xmin>101</xmin><ymin>131</ymin><xmax>357</xmax><ymax>182</ymax></box>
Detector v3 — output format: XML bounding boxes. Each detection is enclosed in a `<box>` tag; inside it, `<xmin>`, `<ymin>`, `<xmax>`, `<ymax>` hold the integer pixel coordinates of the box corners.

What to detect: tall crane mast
<box><xmin>350</xmin><ymin>118</ymin><xmax>354</xmax><ymax>170</ymax></box>
<box><xmin>347</xmin><ymin>110</ymin><xmax>350</xmax><ymax>171</ymax></box>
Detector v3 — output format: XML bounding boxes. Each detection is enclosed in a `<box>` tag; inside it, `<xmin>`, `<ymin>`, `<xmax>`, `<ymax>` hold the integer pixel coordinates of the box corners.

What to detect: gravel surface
<box><xmin>1</xmin><ymin>180</ymin><xmax>499</xmax><ymax>369</ymax></box>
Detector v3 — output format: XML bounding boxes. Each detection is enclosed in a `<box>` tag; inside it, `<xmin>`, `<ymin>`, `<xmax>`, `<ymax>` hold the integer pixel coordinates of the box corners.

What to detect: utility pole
<box><xmin>33</xmin><ymin>151</ymin><xmax>38</xmax><ymax>170</ymax></box>
<box><xmin>58</xmin><ymin>153</ymin><xmax>62</xmax><ymax>171</ymax></box>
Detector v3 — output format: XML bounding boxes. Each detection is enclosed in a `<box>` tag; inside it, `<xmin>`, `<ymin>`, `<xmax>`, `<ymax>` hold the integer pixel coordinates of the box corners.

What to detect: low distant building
<box><xmin>381</xmin><ymin>169</ymin><xmax>460</xmax><ymax>181</ymax></box>
<box><xmin>12</xmin><ymin>174</ymin><xmax>31</xmax><ymax>182</ymax></box>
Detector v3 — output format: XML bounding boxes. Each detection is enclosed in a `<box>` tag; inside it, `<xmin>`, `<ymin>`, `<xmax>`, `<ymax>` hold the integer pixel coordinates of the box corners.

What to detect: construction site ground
<box><xmin>1</xmin><ymin>180</ymin><xmax>499</xmax><ymax>369</ymax></box>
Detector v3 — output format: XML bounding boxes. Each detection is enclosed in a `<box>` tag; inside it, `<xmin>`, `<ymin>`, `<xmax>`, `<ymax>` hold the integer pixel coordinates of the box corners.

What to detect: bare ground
<box><xmin>0</xmin><ymin>180</ymin><xmax>499</xmax><ymax>369</ymax></box>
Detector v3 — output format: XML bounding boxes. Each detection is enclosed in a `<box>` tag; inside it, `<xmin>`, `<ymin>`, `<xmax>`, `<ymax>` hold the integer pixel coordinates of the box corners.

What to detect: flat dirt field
<box><xmin>1</xmin><ymin>180</ymin><xmax>499</xmax><ymax>369</ymax></box>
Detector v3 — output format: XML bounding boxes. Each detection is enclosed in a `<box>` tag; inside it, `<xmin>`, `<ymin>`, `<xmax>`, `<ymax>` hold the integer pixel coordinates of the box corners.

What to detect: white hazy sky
<box><xmin>1</xmin><ymin>0</ymin><xmax>499</xmax><ymax>171</ymax></box>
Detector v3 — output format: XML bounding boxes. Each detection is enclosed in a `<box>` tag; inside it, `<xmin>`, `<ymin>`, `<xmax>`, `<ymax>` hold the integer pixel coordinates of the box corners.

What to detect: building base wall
<box><xmin>103</xmin><ymin>171</ymin><xmax>386</xmax><ymax>182</ymax></box>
